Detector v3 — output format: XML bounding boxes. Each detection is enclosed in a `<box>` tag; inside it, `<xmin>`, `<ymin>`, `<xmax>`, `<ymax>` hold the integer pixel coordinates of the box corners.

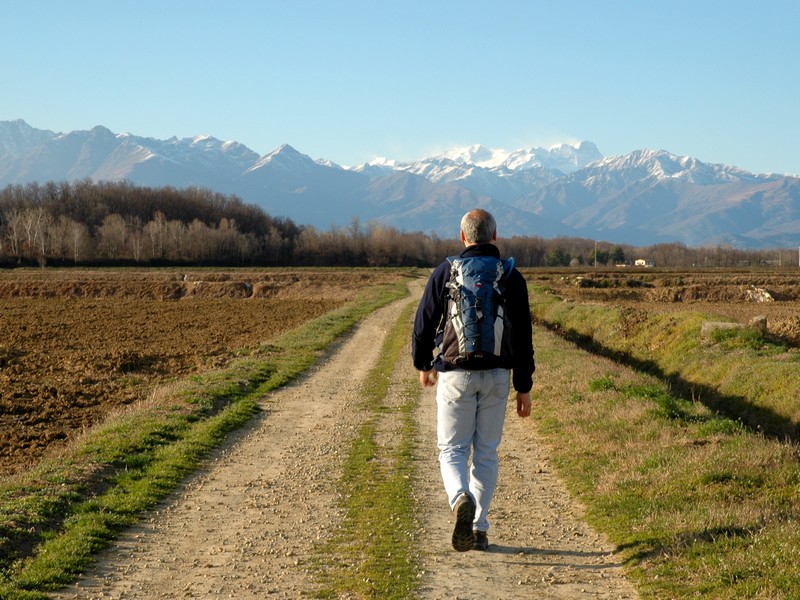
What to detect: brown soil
<box><xmin>0</xmin><ymin>268</ymin><xmax>398</xmax><ymax>478</ymax></box>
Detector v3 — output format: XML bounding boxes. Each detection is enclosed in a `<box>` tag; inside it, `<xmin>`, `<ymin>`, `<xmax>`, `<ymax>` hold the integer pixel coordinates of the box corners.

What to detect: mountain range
<box><xmin>2</xmin><ymin>119</ymin><xmax>799</xmax><ymax>248</ymax></box>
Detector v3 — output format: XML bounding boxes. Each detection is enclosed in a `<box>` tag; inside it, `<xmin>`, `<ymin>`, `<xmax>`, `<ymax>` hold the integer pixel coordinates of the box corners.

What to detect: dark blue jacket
<box><xmin>411</xmin><ymin>243</ymin><xmax>535</xmax><ymax>394</ymax></box>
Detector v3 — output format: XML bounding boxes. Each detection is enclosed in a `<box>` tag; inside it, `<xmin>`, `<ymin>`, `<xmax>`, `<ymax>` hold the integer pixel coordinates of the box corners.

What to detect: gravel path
<box><xmin>52</xmin><ymin>280</ymin><xmax>639</xmax><ymax>600</ymax></box>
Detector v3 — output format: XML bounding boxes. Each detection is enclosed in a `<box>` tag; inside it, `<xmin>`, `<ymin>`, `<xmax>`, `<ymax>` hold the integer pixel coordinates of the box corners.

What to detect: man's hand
<box><xmin>516</xmin><ymin>392</ymin><xmax>531</xmax><ymax>417</ymax></box>
<box><xmin>419</xmin><ymin>369</ymin><xmax>438</xmax><ymax>388</ymax></box>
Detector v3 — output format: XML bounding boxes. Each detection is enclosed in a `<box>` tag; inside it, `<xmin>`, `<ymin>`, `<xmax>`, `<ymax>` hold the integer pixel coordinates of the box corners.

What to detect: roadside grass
<box><xmin>527</xmin><ymin>284</ymin><xmax>800</xmax><ymax>439</ymax></box>
<box><xmin>314</xmin><ymin>301</ymin><xmax>420</xmax><ymax>600</ymax></box>
<box><xmin>0</xmin><ymin>277</ymin><xmax>410</xmax><ymax>600</ymax></box>
<box><xmin>530</xmin><ymin>288</ymin><xmax>800</xmax><ymax>598</ymax></box>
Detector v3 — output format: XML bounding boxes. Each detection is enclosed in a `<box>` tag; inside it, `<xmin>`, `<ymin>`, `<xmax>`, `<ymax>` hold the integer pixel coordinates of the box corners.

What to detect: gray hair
<box><xmin>460</xmin><ymin>209</ymin><xmax>496</xmax><ymax>244</ymax></box>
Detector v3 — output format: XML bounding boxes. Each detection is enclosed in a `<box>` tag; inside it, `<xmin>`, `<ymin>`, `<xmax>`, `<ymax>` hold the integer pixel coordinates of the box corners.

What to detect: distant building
<box><xmin>634</xmin><ymin>259</ymin><xmax>656</xmax><ymax>267</ymax></box>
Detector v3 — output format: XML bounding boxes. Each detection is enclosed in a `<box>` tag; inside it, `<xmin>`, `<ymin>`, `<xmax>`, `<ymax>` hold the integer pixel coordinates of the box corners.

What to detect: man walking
<box><xmin>412</xmin><ymin>208</ymin><xmax>535</xmax><ymax>551</ymax></box>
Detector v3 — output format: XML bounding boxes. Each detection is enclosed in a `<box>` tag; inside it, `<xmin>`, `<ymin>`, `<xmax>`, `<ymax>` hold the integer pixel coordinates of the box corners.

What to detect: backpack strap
<box><xmin>497</xmin><ymin>257</ymin><xmax>515</xmax><ymax>292</ymax></box>
<box><xmin>448</xmin><ymin>255</ymin><xmax>513</xmax><ymax>271</ymax></box>
<box><xmin>503</xmin><ymin>256</ymin><xmax>515</xmax><ymax>276</ymax></box>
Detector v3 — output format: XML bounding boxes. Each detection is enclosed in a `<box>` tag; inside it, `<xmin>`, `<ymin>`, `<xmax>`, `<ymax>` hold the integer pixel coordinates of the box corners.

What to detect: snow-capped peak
<box><xmin>246</xmin><ymin>143</ymin><xmax>318</xmax><ymax>173</ymax></box>
<box><xmin>588</xmin><ymin>148</ymin><xmax>758</xmax><ymax>185</ymax></box>
<box><xmin>367</xmin><ymin>156</ymin><xmax>397</xmax><ymax>168</ymax></box>
<box><xmin>435</xmin><ymin>144</ymin><xmax>509</xmax><ymax>168</ymax></box>
<box><xmin>423</xmin><ymin>141</ymin><xmax>602</xmax><ymax>174</ymax></box>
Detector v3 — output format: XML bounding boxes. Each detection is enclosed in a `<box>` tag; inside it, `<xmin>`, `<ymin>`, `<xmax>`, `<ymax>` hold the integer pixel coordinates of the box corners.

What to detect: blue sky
<box><xmin>3</xmin><ymin>1</ymin><xmax>798</xmax><ymax>175</ymax></box>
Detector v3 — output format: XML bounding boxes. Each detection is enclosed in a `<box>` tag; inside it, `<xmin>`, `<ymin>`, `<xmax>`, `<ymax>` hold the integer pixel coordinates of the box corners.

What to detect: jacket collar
<box><xmin>459</xmin><ymin>243</ymin><xmax>500</xmax><ymax>259</ymax></box>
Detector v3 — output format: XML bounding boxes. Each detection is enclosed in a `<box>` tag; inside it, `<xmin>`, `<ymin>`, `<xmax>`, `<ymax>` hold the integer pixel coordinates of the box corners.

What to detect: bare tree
<box><xmin>97</xmin><ymin>214</ymin><xmax>129</xmax><ymax>259</ymax></box>
<box><xmin>47</xmin><ymin>215</ymin><xmax>71</xmax><ymax>261</ymax></box>
<box><xmin>35</xmin><ymin>209</ymin><xmax>54</xmax><ymax>265</ymax></box>
<box><xmin>164</xmin><ymin>219</ymin><xmax>187</xmax><ymax>261</ymax></box>
<box><xmin>3</xmin><ymin>207</ymin><xmax>25</xmax><ymax>259</ymax></box>
<box><xmin>295</xmin><ymin>227</ymin><xmax>322</xmax><ymax>264</ymax></box>
<box><xmin>216</xmin><ymin>218</ymin><xmax>242</xmax><ymax>261</ymax></box>
<box><xmin>365</xmin><ymin>223</ymin><xmax>404</xmax><ymax>266</ymax></box>
<box><xmin>20</xmin><ymin>206</ymin><xmax>42</xmax><ymax>260</ymax></box>
<box><xmin>48</xmin><ymin>216</ymin><xmax>91</xmax><ymax>263</ymax></box>
<box><xmin>127</xmin><ymin>216</ymin><xmax>145</xmax><ymax>261</ymax></box>
<box><xmin>67</xmin><ymin>218</ymin><xmax>91</xmax><ymax>263</ymax></box>
<box><xmin>144</xmin><ymin>211</ymin><xmax>167</xmax><ymax>259</ymax></box>
<box><xmin>185</xmin><ymin>219</ymin><xmax>211</xmax><ymax>261</ymax></box>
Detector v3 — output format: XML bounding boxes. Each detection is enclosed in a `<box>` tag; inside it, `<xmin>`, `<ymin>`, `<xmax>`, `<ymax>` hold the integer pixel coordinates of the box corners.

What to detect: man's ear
<box><xmin>460</xmin><ymin>230</ymin><xmax>467</xmax><ymax>243</ymax></box>
<box><xmin>492</xmin><ymin>230</ymin><xmax>497</xmax><ymax>241</ymax></box>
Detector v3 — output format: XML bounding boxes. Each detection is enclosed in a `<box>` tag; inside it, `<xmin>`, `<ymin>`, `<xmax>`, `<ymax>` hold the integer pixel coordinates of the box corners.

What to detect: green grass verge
<box><xmin>527</xmin><ymin>283</ymin><xmax>800</xmax><ymax>439</ymax></box>
<box><xmin>314</xmin><ymin>301</ymin><xmax>420</xmax><ymax>600</ymax></box>
<box><xmin>0</xmin><ymin>277</ymin><xmax>410</xmax><ymax>600</ymax></box>
<box><xmin>531</xmin><ymin>291</ymin><xmax>800</xmax><ymax>598</ymax></box>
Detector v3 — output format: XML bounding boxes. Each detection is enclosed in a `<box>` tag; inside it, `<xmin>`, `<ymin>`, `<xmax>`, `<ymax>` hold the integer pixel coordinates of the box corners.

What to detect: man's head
<box><xmin>460</xmin><ymin>209</ymin><xmax>497</xmax><ymax>246</ymax></box>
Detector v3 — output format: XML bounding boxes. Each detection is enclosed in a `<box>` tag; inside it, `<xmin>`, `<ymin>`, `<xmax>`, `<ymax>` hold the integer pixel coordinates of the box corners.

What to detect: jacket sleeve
<box><xmin>507</xmin><ymin>270</ymin><xmax>535</xmax><ymax>393</ymax></box>
<box><xmin>411</xmin><ymin>263</ymin><xmax>448</xmax><ymax>371</ymax></box>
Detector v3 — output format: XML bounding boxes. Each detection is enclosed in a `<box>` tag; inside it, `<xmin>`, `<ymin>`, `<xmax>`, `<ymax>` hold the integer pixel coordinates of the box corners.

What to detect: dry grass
<box><xmin>530</xmin><ymin>289</ymin><xmax>800</xmax><ymax>598</ymax></box>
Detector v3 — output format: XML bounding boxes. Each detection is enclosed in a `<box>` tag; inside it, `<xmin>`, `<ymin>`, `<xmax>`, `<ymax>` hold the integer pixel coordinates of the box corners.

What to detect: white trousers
<box><xmin>436</xmin><ymin>368</ymin><xmax>509</xmax><ymax>533</ymax></box>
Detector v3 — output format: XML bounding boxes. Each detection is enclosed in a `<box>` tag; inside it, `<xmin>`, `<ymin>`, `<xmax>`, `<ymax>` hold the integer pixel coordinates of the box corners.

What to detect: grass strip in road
<box><xmin>314</xmin><ymin>301</ymin><xmax>420</xmax><ymax>600</ymax></box>
<box><xmin>0</xmin><ymin>280</ymin><xmax>408</xmax><ymax>600</ymax></box>
<box><xmin>531</xmin><ymin>321</ymin><xmax>800</xmax><ymax>598</ymax></box>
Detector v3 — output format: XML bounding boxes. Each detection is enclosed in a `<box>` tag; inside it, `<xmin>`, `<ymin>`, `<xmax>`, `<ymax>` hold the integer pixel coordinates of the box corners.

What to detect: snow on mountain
<box><xmin>421</xmin><ymin>141</ymin><xmax>602</xmax><ymax>174</ymax></box>
<box><xmin>519</xmin><ymin>148</ymin><xmax>797</xmax><ymax>247</ymax></box>
<box><xmin>1</xmin><ymin>119</ymin><xmax>799</xmax><ymax>248</ymax></box>
<box><xmin>536</xmin><ymin>141</ymin><xmax>603</xmax><ymax>173</ymax></box>
<box><xmin>351</xmin><ymin>162</ymin><xmax>396</xmax><ymax>180</ymax></box>
<box><xmin>315</xmin><ymin>158</ymin><xmax>343</xmax><ymax>169</ymax></box>
<box><xmin>386</xmin><ymin>142</ymin><xmax>602</xmax><ymax>207</ymax></box>
<box><xmin>435</xmin><ymin>144</ymin><xmax>506</xmax><ymax>168</ymax></box>
<box><xmin>367</xmin><ymin>157</ymin><xmax>398</xmax><ymax>168</ymax></box>
<box><xmin>590</xmin><ymin>148</ymin><xmax>760</xmax><ymax>185</ymax></box>
<box><xmin>245</xmin><ymin>144</ymin><xmax>318</xmax><ymax>174</ymax></box>
<box><xmin>387</xmin><ymin>143</ymin><xmax>593</xmax><ymax>207</ymax></box>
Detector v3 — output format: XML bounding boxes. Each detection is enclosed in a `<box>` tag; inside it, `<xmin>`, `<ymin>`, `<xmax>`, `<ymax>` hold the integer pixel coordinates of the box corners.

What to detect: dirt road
<box><xmin>53</xmin><ymin>281</ymin><xmax>639</xmax><ymax>600</ymax></box>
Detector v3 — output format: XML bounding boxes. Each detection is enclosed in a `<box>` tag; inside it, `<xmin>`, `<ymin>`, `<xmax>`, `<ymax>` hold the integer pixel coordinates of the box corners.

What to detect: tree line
<box><xmin>0</xmin><ymin>180</ymin><xmax>795</xmax><ymax>269</ymax></box>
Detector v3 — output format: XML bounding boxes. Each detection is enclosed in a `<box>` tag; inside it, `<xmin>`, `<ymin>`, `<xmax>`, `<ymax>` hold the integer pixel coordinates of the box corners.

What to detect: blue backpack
<box><xmin>440</xmin><ymin>255</ymin><xmax>515</xmax><ymax>365</ymax></box>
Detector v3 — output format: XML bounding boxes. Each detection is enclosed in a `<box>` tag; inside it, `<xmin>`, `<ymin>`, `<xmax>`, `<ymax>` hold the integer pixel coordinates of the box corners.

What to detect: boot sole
<box><xmin>452</xmin><ymin>497</ymin><xmax>476</xmax><ymax>551</ymax></box>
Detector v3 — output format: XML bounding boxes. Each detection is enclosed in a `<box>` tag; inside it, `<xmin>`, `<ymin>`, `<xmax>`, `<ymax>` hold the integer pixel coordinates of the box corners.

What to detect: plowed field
<box><xmin>0</xmin><ymin>268</ymin><xmax>400</xmax><ymax>479</ymax></box>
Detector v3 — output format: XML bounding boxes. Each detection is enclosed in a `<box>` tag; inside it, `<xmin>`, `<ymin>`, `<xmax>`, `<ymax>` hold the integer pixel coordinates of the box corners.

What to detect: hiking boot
<box><xmin>473</xmin><ymin>530</ymin><xmax>489</xmax><ymax>551</ymax></box>
<box><xmin>451</xmin><ymin>493</ymin><xmax>476</xmax><ymax>551</ymax></box>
